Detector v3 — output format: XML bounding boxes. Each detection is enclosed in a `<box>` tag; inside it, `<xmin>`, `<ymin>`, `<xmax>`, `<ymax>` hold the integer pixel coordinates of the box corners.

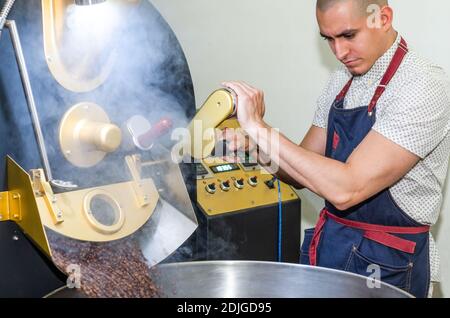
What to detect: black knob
<box><xmin>221</xmin><ymin>181</ymin><xmax>231</xmax><ymax>191</ymax></box>
<box><xmin>248</xmin><ymin>176</ymin><xmax>258</xmax><ymax>187</ymax></box>
<box><xmin>265</xmin><ymin>178</ymin><xmax>276</xmax><ymax>189</ymax></box>
<box><xmin>206</xmin><ymin>183</ymin><xmax>217</xmax><ymax>194</ymax></box>
<box><xmin>234</xmin><ymin>178</ymin><xmax>245</xmax><ymax>189</ymax></box>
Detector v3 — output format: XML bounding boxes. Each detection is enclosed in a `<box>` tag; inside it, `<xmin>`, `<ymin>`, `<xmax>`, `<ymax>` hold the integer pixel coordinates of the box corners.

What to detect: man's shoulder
<box><xmin>382</xmin><ymin>49</ymin><xmax>450</xmax><ymax>122</ymax></box>
<box><xmin>400</xmin><ymin>50</ymin><xmax>448</xmax><ymax>86</ymax></box>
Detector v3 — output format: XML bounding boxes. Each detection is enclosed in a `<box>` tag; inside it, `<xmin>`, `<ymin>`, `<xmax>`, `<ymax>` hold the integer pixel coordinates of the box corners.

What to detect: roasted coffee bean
<box><xmin>46</xmin><ymin>229</ymin><xmax>160</xmax><ymax>298</ymax></box>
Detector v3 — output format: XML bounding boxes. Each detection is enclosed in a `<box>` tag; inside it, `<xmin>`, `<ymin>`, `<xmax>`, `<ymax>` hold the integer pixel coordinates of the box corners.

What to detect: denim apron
<box><xmin>300</xmin><ymin>38</ymin><xmax>431</xmax><ymax>298</ymax></box>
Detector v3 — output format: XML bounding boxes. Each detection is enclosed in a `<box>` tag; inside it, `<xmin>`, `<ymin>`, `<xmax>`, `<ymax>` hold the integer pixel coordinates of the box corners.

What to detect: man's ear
<box><xmin>379</xmin><ymin>6</ymin><xmax>394</xmax><ymax>32</ymax></box>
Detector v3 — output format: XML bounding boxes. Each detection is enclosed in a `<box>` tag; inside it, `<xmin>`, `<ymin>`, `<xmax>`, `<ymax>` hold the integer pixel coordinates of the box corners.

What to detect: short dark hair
<box><xmin>317</xmin><ymin>0</ymin><xmax>389</xmax><ymax>15</ymax></box>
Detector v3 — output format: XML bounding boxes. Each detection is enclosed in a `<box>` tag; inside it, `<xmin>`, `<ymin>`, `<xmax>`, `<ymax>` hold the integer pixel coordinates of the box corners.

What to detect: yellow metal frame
<box><xmin>1</xmin><ymin>154</ymin><xmax>161</xmax><ymax>257</ymax></box>
<box><xmin>3</xmin><ymin>157</ymin><xmax>52</xmax><ymax>257</ymax></box>
<box><xmin>35</xmin><ymin>178</ymin><xmax>159</xmax><ymax>242</ymax></box>
<box><xmin>187</xmin><ymin>89</ymin><xmax>236</xmax><ymax>159</ymax></box>
<box><xmin>31</xmin><ymin>154</ymin><xmax>159</xmax><ymax>242</ymax></box>
<box><xmin>41</xmin><ymin>0</ymin><xmax>140</xmax><ymax>93</ymax></box>
<box><xmin>0</xmin><ymin>192</ymin><xmax>8</xmax><ymax>221</ymax></box>
<box><xmin>42</xmin><ymin>0</ymin><xmax>114</xmax><ymax>92</ymax></box>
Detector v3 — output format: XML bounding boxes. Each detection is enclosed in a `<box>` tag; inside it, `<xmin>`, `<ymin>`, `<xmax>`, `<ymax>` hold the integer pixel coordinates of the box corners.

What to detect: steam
<box><xmin>5</xmin><ymin>0</ymin><xmax>195</xmax><ymax>189</ymax></box>
<box><xmin>0</xmin><ymin>0</ymin><xmax>197</xmax><ymax>265</ymax></box>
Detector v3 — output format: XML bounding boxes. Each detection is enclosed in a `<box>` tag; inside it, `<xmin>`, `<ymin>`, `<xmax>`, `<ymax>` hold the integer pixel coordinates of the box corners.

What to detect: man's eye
<box><xmin>344</xmin><ymin>34</ymin><xmax>355</xmax><ymax>39</ymax></box>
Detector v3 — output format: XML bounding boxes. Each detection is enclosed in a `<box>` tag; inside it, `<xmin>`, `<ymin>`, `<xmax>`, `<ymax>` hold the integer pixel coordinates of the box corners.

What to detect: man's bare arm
<box><xmin>257</xmin><ymin>126</ymin><xmax>327</xmax><ymax>189</ymax></box>
<box><xmin>249</xmin><ymin>123</ymin><xmax>419</xmax><ymax>210</ymax></box>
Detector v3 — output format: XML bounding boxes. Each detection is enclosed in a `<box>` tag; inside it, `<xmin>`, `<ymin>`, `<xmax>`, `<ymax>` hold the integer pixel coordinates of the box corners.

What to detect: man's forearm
<box><xmin>273</xmin><ymin>168</ymin><xmax>305</xmax><ymax>190</ymax></box>
<box><xmin>251</xmin><ymin>148</ymin><xmax>305</xmax><ymax>189</ymax></box>
<box><xmin>245</xmin><ymin>121</ymin><xmax>355</xmax><ymax>209</ymax></box>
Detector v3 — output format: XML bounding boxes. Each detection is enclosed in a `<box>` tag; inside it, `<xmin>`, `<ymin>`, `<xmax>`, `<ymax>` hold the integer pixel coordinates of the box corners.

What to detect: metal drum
<box><xmin>151</xmin><ymin>261</ymin><xmax>413</xmax><ymax>298</ymax></box>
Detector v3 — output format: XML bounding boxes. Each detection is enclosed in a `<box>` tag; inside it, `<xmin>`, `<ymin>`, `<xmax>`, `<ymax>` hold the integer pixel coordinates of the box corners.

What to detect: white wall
<box><xmin>151</xmin><ymin>0</ymin><xmax>450</xmax><ymax>297</ymax></box>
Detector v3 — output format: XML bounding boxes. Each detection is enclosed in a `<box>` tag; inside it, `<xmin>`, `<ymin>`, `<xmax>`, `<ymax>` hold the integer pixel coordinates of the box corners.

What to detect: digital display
<box><xmin>210</xmin><ymin>163</ymin><xmax>240</xmax><ymax>174</ymax></box>
<box><xmin>196</xmin><ymin>163</ymin><xmax>209</xmax><ymax>176</ymax></box>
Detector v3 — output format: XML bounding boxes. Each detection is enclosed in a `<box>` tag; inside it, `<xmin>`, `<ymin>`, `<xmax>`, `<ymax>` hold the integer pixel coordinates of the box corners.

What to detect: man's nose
<box><xmin>333</xmin><ymin>40</ymin><xmax>349</xmax><ymax>61</ymax></box>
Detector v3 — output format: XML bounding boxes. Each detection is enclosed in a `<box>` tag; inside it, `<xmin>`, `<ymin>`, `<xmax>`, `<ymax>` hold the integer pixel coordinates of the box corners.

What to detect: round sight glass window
<box><xmin>89</xmin><ymin>194</ymin><xmax>118</xmax><ymax>227</ymax></box>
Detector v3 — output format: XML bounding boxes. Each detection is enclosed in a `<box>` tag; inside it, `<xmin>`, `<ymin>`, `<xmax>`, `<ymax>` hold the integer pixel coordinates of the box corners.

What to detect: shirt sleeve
<box><xmin>373</xmin><ymin>71</ymin><xmax>450</xmax><ymax>159</ymax></box>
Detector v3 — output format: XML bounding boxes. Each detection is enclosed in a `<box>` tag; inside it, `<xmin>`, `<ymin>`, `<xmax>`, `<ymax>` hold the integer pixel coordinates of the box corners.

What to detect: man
<box><xmin>222</xmin><ymin>0</ymin><xmax>450</xmax><ymax>298</ymax></box>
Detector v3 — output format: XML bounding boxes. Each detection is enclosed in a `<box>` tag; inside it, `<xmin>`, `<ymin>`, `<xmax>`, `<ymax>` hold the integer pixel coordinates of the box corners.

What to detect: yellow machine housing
<box><xmin>197</xmin><ymin>119</ymin><xmax>299</xmax><ymax>216</ymax></box>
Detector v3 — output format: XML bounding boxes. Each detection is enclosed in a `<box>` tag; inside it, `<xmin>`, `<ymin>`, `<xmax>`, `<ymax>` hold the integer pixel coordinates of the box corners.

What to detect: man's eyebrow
<box><xmin>320</xmin><ymin>29</ymin><xmax>359</xmax><ymax>39</ymax></box>
<box><xmin>337</xmin><ymin>29</ymin><xmax>358</xmax><ymax>37</ymax></box>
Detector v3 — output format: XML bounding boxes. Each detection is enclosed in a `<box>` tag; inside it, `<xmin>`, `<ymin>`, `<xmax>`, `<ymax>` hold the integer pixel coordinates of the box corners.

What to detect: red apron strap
<box><xmin>368</xmin><ymin>37</ymin><xmax>409</xmax><ymax>114</ymax></box>
<box><xmin>325</xmin><ymin>210</ymin><xmax>429</xmax><ymax>234</ymax></box>
<box><xmin>363</xmin><ymin>230</ymin><xmax>417</xmax><ymax>254</ymax></box>
<box><xmin>335</xmin><ymin>77</ymin><xmax>354</xmax><ymax>102</ymax></box>
<box><xmin>308</xmin><ymin>208</ymin><xmax>429</xmax><ymax>266</ymax></box>
<box><xmin>334</xmin><ymin>37</ymin><xmax>409</xmax><ymax>113</ymax></box>
<box><xmin>308</xmin><ymin>209</ymin><xmax>328</xmax><ymax>266</ymax></box>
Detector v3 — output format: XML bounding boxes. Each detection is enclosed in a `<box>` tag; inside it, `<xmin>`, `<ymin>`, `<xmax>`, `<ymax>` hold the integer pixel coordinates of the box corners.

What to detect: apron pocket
<box><xmin>317</xmin><ymin>219</ymin><xmax>364</xmax><ymax>270</ymax></box>
<box><xmin>300</xmin><ymin>228</ymin><xmax>315</xmax><ymax>265</ymax></box>
<box><xmin>345</xmin><ymin>244</ymin><xmax>413</xmax><ymax>292</ymax></box>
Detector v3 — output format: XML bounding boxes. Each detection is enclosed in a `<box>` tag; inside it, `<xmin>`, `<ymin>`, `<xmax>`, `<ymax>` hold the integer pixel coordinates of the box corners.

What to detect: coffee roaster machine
<box><xmin>0</xmin><ymin>0</ymin><xmax>301</xmax><ymax>297</ymax></box>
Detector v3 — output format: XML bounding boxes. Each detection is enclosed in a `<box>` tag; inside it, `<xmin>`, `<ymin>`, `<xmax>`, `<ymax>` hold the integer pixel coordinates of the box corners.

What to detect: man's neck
<box><xmin>379</xmin><ymin>30</ymin><xmax>398</xmax><ymax>60</ymax></box>
<box><xmin>356</xmin><ymin>30</ymin><xmax>398</xmax><ymax>77</ymax></box>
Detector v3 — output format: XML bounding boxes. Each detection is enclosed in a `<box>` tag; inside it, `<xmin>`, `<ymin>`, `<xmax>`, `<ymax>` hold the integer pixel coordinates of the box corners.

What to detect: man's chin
<box><xmin>346</xmin><ymin>65</ymin><xmax>366</xmax><ymax>76</ymax></box>
<box><xmin>349</xmin><ymin>69</ymin><xmax>363</xmax><ymax>76</ymax></box>
<box><xmin>344</xmin><ymin>60</ymin><xmax>371</xmax><ymax>76</ymax></box>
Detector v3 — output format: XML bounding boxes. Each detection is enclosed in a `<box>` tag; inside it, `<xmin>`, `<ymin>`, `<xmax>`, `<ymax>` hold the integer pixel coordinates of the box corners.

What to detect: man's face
<box><xmin>317</xmin><ymin>1</ymin><xmax>383</xmax><ymax>75</ymax></box>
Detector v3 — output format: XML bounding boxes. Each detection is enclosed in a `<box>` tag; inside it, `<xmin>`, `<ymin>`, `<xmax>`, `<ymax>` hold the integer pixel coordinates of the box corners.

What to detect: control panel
<box><xmin>196</xmin><ymin>158</ymin><xmax>298</xmax><ymax>216</ymax></box>
<box><xmin>190</xmin><ymin>118</ymin><xmax>301</xmax><ymax>263</ymax></box>
<box><xmin>195</xmin><ymin>118</ymin><xmax>299</xmax><ymax>216</ymax></box>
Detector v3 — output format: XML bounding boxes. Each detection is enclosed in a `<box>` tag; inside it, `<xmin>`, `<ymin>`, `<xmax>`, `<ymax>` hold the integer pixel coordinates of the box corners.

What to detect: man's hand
<box><xmin>222</xmin><ymin>81</ymin><xmax>266</xmax><ymax>130</ymax></box>
<box><xmin>215</xmin><ymin>127</ymin><xmax>257</xmax><ymax>163</ymax></box>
